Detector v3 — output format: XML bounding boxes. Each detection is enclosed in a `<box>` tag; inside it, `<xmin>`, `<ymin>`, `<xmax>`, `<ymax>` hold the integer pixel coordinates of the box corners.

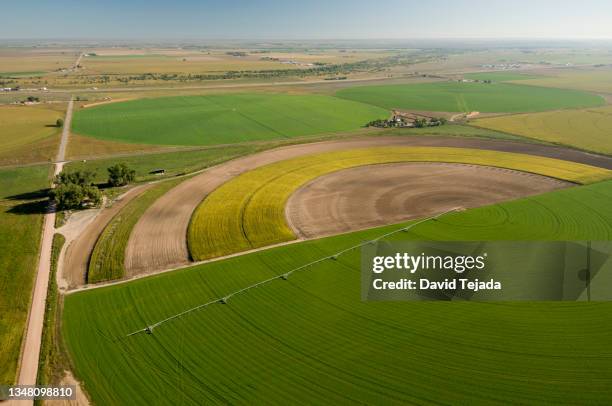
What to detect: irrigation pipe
<box><xmin>126</xmin><ymin>207</ymin><xmax>461</xmax><ymax>337</ymax></box>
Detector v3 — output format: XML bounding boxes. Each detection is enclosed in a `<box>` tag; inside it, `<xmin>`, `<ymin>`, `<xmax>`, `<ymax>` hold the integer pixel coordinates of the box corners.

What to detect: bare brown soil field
<box><xmin>285</xmin><ymin>163</ymin><xmax>571</xmax><ymax>238</ymax></box>
<box><xmin>61</xmin><ymin>185</ymin><xmax>153</xmax><ymax>287</ymax></box>
<box><xmin>124</xmin><ymin>136</ymin><xmax>612</xmax><ymax>277</ymax></box>
<box><xmin>81</xmin><ymin>98</ymin><xmax>134</xmax><ymax>108</ymax></box>
<box><xmin>46</xmin><ymin>371</ymin><xmax>89</xmax><ymax>406</ymax></box>
<box><xmin>66</xmin><ymin>134</ymin><xmax>164</xmax><ymax>160</ymax></box>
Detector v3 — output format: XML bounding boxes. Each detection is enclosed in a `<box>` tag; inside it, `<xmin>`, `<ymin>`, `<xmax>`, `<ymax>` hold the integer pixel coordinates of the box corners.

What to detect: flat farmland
<box><xmin>63</xmin><ymin>180</ymin><xmax>612</xmax><ymax>405</ymax></box>
<box><xmin>517</xmin><ymin>69</ymin><xmax>612</xmax><ymax>93</ymax></box>
<box><xmin>336</xmin><ymin>81</ymin><xmax>604</xmax><ymax>113</ymax></box>
<box><xmin>0</xmin><ymin>104</ymin><xmax>65</xmax><ymax>165</ymax></box>
<box><xmin>80</xmin><ymin>49</ymin><xmax>390</xmax><ymax>75</ymax></box>
<box><xmin>474</xmin><ymin>106</ymin><xmax>612</xmax><ymax>154</ymax></box>
<box><xmin>412</xmin><ymin>49</ymin><xmax>612</xmax><ymax>74</ymax></box>
<box><xmin>188</xmin><ymin>146</ymin><xmax>611</xmax><ymax>260</ymax></box>
<box><xmin>71</xmin><ymin>94</ymin><xmax>388</xmax><ymax>146</ymax></box>
<box><xmin>0</xmin><ymin>48</ymin><xmax>76</xmax><ymax>75</ymax></box>
<box><xmin>81</xmin><ymin>54</ymin><xmax>305</xmax><ymax>75</ymax></box>
<box><xmin>0</xmin><ymin>164</ymin><xmax>50</xmax><ymax>384</ymax></box>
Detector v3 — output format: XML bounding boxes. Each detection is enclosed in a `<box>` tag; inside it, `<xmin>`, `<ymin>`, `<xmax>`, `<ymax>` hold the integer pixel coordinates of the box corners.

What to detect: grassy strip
<box><xmin>189</xmin><ymin>146</ymin><xmax>612</xmax><ymax>260</ymax></box>
<box><xmin>378</xmin><ymin>123</ymin><xmax>527</xmax><ymax>141</ymax></box>
<box><xmin>0</xmin><ymin>165</ymin><xmax>50</xmax><ymax>385</ymax></box>
<box><xmin>35</xmin><ymin>234</ymin><xmax>68</xmax><ymax>394</ymax></box>
<box><xmin>63</xmin><ymin>181</ymin><xmax>612</xmax><ymax>405</ymax></box>
<box><xmin>87</xmin><ymin>178</ymin><xmax>186</xmax><ymax>283</ymax></box>
<box><xmin>64</xmin><ymin>144</ymin><xmax>261</xmax><ymax>184</ymax></box>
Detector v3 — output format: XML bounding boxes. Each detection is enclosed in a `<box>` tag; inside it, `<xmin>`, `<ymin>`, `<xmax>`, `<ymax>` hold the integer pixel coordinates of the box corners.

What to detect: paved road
<box><xmin>12</xmin><ymin>99</ymin><xmax>73</xmax><ymax>405</ymax></box>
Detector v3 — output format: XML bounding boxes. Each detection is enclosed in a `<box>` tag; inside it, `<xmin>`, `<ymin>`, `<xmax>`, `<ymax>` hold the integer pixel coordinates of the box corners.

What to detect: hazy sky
<box><xmin>3</xmin><ymin>0</ymin><xmax>612</xmax><ymax>40</ymax></box>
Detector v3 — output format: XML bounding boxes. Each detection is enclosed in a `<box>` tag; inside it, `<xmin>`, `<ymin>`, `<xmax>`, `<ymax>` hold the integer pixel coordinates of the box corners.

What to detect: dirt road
<box><xmin>74</xmin><ymin>53</ymin><xmax>84</xmax><ymax>69</ymax></box>
<box><xmin>13</xmin><ymin>99</ymin><xmax>74</xmax><ymax>405</ymax></box>
<box><xmin>56</xmin><ymin>99</ymin><xmax>73</xmax><ymax>163</ymax></box>
<box><xmin>124</xmin><ymin>135</ymin><xmax>612</xmax><ymax>277</ymax></box>
<box><xmin>286</xmin><ymin>162</ymin><xmax>570</xmax><ymax>238</ymax></box>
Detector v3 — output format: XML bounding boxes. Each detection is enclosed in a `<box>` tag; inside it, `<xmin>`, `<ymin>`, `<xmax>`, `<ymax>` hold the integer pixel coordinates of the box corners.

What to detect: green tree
<box><xmin>107</xmin><ymin>163</ymin><xmax>136</xmax><ymax>187</ymax></box>
<box><xmin>50</xmin><ymin>170</ymin><xmax>101</xmax><ymax>210</ymax></box>
<box><xmin>54</xmin><ymin>170</ymin><xmax>96</xmax><ymax>187</ymax></box>
<box><xmin>51</xmin><ymin>184</ymin><xmax>84</xmax><ymax>210</ymax></box>
<box><xmin>56</xmin><ymin>118</ymin><xmax>64</xmax><ymax>127</ymax></box>
<box><xmin>414</xmin><ymin>118</ymin><xmax>427</xmax><ymax>128</ymax></box>
<box><xmin>83</xmin><ymin>185</ymin><xmax>102</xmax><ymax>206</ymax></box>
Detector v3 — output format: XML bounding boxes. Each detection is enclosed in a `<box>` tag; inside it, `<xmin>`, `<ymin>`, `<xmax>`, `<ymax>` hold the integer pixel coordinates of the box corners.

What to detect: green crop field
<box><xmin>63</xmin><ymin>180</ymin><xmax>612</xmax><ymax>405</ymax></box>
<box><xmin>188</xmin><ymin>146</ymin><xmax>611</xmax><ymax>260</ymax></box>
<box><xmin>0</xmin><ymin>164</ymin><xmax>50</xmax><ymax>385</ymax></box>
<box><xmin>474</xmin><ymin>106</ymin><xmax>612</xmax><ymax>155</ymax></box>
<box><xmin>335</xmin><ymin>81</ymin><xmax>604</xmax><ymax>113</ymax></box>
<box><xmin>71</xmin><ymin>94</ymin><xmax>388</xmax><ymax>146</ymax></box>
<box><xmin>88</xmin><ymin>177</ymin><xmax>185</xmax><ymax>283</ymax></box>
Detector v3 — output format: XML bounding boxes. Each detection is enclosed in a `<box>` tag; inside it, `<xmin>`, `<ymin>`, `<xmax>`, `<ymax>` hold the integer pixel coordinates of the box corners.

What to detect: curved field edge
<box><xmin>63</xmin><ymin>181</ymin><xmax>612</xmax><ymax>405</ymax></box>
<box><xmin>335</xmin><ymin>81</ymin><xmax>605</xmax><ymax>113</ymax></box>
<box><xmin>88</xmin><ymin>178</ymin><xmax>186</xmax><ymax>283</ymax></box>
<box><xmin>70</xmin><ymin>93</ymin><xmax>389</xmax><ymax>147</ymax></box>
<box><xmin>188</xmin><ymin>146</ymin><xmax>612</xmax><ymax>261</ymax></box>
<box><xmin>471</xmin><ymin>106</ymin><xmax>612</xmax><ymax>155</ymax></box>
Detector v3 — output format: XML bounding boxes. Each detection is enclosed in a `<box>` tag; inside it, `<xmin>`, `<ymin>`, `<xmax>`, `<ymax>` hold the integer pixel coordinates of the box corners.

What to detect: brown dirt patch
<box><xmin>81</xmin><ymin>97</ymin><xmax>133</xmax><ymax>108</ymax></box>
<box><xmin>285</xmin><ymin>163</ymin><xmax>571</xmax><ymax>238</ymax></box>
<box><xmin>67</xmin><ymin>133</ymin><xmax>164</xmax><ymax>160</ymax></box>
<box><xmin>46</xmin><ymin>371</ymin><xmax>90</xmax><ymax>406</ymax></box>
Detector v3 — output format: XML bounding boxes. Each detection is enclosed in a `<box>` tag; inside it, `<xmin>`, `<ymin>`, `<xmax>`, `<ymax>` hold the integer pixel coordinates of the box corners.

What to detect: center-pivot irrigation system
<box><xmin>126</xmin><ymin>207</ymin><xmax>463</xmax><ymax>337</ymax></box>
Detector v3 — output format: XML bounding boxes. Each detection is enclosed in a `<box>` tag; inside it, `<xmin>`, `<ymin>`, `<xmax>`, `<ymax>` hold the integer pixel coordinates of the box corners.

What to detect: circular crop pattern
<box><xmin>188</xmin><ymin>146</ymin><xmax>611</xmax><ymax>260</ymax></box>
<box><xmin>284</xmin><ymin>162</ymin><xmax>569</xmax><ymax>238</ymax></box>
<box><xmin>63</xmin><ymin>180</ymin><xmax>612</xmax><ymax>405</ymax></box>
